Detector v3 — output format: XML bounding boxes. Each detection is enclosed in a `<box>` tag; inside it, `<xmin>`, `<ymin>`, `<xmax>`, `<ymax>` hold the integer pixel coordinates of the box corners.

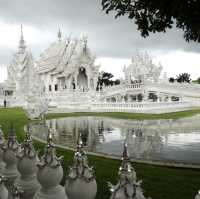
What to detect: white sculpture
<box><xmin>11</xmin><ymin>184</ymin><xmax>24</xmax><ymax>199</ymax></box>
<box><xmin>2</xmin><ymin>27</ymin><xmax>200</xmax><ymax>113</ymax></box>
<box><xmin>36</xmin><ymin>31</ymin><xmax>99</xmax><ymax>93</ymax></box>
<box><xmin>15</xmin><ymin>125</ymin><xmax>40</xmax><ymax>198</ymax></box>
<box><xmin>33</xmin><ymin>129</ymin><xmax>68</xmax><ymax>199</ymax></box>
<box><xmin>0</xmin><ymin>176</ymin><xmax>8</xmax><ymax>199</ymax></box>
<box><xmin>109</xmin><ymin>142</ymin><xmax>149</xmax><ymax>199</ymax></box>
<box><xmin>65</xmin><ymin>133</ymin><xmax>97</xmax><ymax>199</ymax></box>
<box><xmin>2</xmin><ymin>125</ymin><xmax>20</xmax><ymax>198</ymax></box>
<box><xmin>0</xmin><ymin>125</ymin><xmax>5</xmax><ymax>172</ymax></box>
<box><xmin>195</xmin><ymin>191</ymin><xmax>200</xmax><ymax>199</ymax></box>
<box><xmin>124</xmin><ymin>51</ymin><xmax>163</xmax><ymax>83</ymax></box>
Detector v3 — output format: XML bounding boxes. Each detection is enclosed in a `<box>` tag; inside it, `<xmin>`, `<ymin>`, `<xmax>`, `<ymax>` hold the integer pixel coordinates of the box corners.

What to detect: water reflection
<box><xmin>31</xmin><ymin>115</ymin><xmax>200</xmax><ymax>164</ymax></box>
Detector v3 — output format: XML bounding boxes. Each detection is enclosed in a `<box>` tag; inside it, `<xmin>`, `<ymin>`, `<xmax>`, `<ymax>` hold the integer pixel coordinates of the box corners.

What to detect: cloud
<box><xmin>0</xmin><ymin>0</ymin><xmax>200</xmax><ymax>82</ymax></box>
<box><xmin>0</xmin><ymin>0</ymin><xmax>199</xmax><ymax>60</ymax></box>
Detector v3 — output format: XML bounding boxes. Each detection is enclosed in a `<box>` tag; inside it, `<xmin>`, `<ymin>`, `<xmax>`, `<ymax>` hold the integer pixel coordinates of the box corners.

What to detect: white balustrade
<box><xmin>91</xmin><ymin>101</ymin><xmax>190</xmax><ymax>112</ymax></box>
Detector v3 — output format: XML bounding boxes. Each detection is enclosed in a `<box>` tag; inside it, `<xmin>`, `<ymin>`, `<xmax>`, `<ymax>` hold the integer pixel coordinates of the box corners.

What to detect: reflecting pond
<box><xmin>31</xmin><ymin>115</ymin><xmax>200</xmax><ymax>164</ymax></box>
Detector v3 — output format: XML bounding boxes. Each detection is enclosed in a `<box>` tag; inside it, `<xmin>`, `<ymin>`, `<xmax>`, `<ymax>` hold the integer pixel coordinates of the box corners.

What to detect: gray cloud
<box><xmin>0</xmin><ymin>0</ymin><xmax>200</xmax><ymax>62</ymax></box>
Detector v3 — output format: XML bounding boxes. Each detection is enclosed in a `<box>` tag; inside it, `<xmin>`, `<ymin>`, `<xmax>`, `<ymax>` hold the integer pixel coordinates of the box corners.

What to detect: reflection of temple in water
<box><xmin>44</xmin><ymin>117</ymin><xmax>164</xmax><ymax>158</ymax></box>
<box><xmin>31</xmin><ymin>115</ymin><xmax>200</xmax><ymax>162</ymax></box>
<box><xmin>126</xmin><ymin>128</ymin><xmax>163</xmax><ymax>159</ymax></box>
<box><xmin>46</xmin><ymin>117</ymin><xmax>106</xmax><ymax>151</ymax></box>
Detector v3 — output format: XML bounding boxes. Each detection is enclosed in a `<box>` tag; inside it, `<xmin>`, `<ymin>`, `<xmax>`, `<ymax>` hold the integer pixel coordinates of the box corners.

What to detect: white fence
<box><xmin>91</xmin><ymin>101</ymin><xmax>191</xmax><ymax>113</ymax></box>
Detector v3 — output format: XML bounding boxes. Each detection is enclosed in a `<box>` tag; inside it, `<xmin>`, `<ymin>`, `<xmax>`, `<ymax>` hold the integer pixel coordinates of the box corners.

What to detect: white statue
<box><xmin>195</xmin><ymin>191</ymin><xmax>200</xmax><ymax>199</ymax></box>
<box><xmin>109</xmin><ymin>142</ymin><xmax>150</xmax><ymax>199</ymax></box>
<box><xmin>65</xmin><ymin>133</ymin><xmax>97</xmax><ymax>199</ymax></box>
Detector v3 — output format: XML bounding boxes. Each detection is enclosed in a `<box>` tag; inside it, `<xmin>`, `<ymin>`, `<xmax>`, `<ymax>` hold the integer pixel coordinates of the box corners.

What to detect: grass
<box><xmin>1</xmin><ymin>107</ymin><xmax>200</xmax><ymax>199</ymax></box>
<box><xmin>47</xmin><ymin>109</ymin><xmax>200</xmax><ymax>120</ymax></box>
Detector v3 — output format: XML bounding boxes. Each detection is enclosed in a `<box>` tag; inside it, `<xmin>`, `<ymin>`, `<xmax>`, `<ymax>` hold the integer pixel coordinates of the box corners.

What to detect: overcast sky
<box><xmin>0</xmin><ymin>0</ymin><xmax>200</xmax><ymax>82</ymax></box>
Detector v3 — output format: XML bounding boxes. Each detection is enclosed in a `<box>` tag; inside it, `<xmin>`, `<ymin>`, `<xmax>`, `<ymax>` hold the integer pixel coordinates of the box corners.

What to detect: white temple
<box><xmin>1</xmin><ymin>27</ymin><xmax>200</xmax><ymax>118</ymax></box>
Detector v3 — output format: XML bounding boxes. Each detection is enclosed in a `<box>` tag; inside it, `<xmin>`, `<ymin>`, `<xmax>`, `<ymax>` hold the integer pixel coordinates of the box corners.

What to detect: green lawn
<box><xmin>1</xmin><ymin>108</ymin><xmax>200</xmax><ymax>199</ymax></box>
<box><xmin>47</xmin><ymin>108</ymin><xmax>200</xmax><ymax>120</ymax></box>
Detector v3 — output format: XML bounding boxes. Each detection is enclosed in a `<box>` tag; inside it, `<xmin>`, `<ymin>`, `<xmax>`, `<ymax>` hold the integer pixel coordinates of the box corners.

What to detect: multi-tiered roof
<box><xmin>36</xmin><ymin>31</ymin><xmax>99</xmax><ymax>77</ymax></box>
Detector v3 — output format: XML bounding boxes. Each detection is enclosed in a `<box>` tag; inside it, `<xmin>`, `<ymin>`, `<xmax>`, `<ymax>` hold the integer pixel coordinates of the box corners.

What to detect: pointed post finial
<box><xmin>122</xmin><ymin>142</ymin><xmax>129</xmax><ymax>160</ymax></box>
<box><xmin>57</xmin><ymin>28</ymin><xmax>62</xmax><ymax>41</ymax></box>
<box><xmin>47</xmin><ymin>128</ymin><xmax>54</xmax><ymax>148</ymax></box>
<box><xmin>25</xmin><ymin>124</ymin><xmax>31</xmax><ymax>141</ymax></box>
<box><xmin>76</xmin><ymin>133</ymin><xmax>84</xmax><ymax>155</ymax></box>
<box><xmin>37</xmin><ymin>127</ymin><xmax>62</xmax><ymax>168</ymax></box>
<box><xmin>120</xmin><ymin>141</ymin><xmax>132</xmax><ymax>173</ymax></box>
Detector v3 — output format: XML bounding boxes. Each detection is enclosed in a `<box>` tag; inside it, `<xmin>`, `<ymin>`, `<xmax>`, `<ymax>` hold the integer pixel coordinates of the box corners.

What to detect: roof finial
<box><xmin>57</xmin><ymin>28</ymin><xmax>62</xmax><ymax>41</ymax></box>
<box><xmin>18</xmin><ymin>24</ymin><xmax>26</xmax><ymax>53</ymax></box>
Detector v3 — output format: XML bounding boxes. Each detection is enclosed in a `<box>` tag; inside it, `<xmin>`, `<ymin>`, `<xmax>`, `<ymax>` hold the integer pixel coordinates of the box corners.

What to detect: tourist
<box><xmin>3</xmin><ymin>99</ymin><xmax>6</xmax><ymax>108</ymax></box>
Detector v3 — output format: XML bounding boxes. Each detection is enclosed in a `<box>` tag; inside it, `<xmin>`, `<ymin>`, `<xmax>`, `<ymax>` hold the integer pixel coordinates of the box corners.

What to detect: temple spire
<box><xmin>18</xmin><ymin>24</ymin><xmax>26</xmax><ymax>53</ymax></box>
<box><xmin>57</xmin><ymin>28</ymin><xmax>62</xmax><ymax>41</ymax></box>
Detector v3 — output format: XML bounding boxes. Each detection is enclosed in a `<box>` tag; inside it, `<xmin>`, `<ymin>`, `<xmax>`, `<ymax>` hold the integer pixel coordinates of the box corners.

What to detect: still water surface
<box><xmin>31</xmin><ymin>115</ymin><xmax>200</xmax><ymax>164</ymax></box>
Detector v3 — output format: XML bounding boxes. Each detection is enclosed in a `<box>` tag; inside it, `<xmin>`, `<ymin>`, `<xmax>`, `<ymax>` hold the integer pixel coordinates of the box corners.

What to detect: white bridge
<box><xmin>44</xmin><ymin>81</ymin><xmax>200</xmax><ymax>114</ymax></box>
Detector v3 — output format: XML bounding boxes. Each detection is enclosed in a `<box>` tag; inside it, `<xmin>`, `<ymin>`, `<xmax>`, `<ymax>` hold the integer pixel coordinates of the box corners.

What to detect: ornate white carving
<box><xmin>124</xmin><ymin>51</ymin><xmax>163</xmax><ymax>83</ymax></box>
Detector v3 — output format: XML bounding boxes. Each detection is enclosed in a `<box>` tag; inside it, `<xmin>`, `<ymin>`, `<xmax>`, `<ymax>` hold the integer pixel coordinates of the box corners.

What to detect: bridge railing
<box><xmin>102</xmin><ymin>83</ymin><xmax>143</xmax><ymax>94</ymax></box>
<box><xmin>91</xmin><ymin>101</ymin><xmax>190</xmax><ymax>111</ymax></box>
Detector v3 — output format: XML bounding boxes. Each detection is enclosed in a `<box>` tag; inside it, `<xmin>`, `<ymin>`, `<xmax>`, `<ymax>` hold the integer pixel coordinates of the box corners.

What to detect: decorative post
<box><xmin>109</xmin><ymin>142</ymin><xmax>151</xmax><ymax>199</ymax></box>
<box><xmin>0</xmin><ymin>125</ymin><xmax>5</xmax><ymax>173</ymax></box>
<box><xmin>15</xmin><ymin>125</ymin><xmax>40</xmax><ymax>199</ymax></box>
<box><xmin>65</xmin><ymin>133</ymin><xmax>97</xmax><ymax>199</ymax></box>
<box><xmin>11</xmin><ymin>184</ymin><xmax>23</xmax><ymax>199</ymax></box>
<box><xmin>195</xmin><ymin>191</ymin><xmax>200</xmax><ymax>199</ymax></box>
<box><xmin>2</xmin><ymin>125</ymin><xmax>20</xmax><ymax>199</ymax></box>
<box><xmin>33</xmin><ymin>129</ymin><xmax>68</xmax><ymax>199</ymax></box>
<box><xmin>0</xmin><ymin>175</ymin><xmax>8</xmax><ymax>199</ymax></box>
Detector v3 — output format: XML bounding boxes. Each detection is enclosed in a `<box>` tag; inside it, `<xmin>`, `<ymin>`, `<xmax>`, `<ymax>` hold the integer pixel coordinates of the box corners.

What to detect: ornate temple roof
<box><xmin>124</xmin><ymin>51</ymin><xmax>163</xmax><ymax>82</ymax></box>
<box><xmin>36</xmin><ymin>32</ymin><xmax>98</xmax><ymax>75</ymax></box>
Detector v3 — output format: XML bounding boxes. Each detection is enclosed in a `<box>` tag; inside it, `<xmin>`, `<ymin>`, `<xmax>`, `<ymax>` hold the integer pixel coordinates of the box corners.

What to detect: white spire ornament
<box><xmin>65</xmin><ymin>133</ymin><xmax>97</xmax><ymax>199</ymax></box>
<box><xmin>15</xmin><ymin>125</ymin><xmax>40</xmax><ymax>199</ymax></box>
<box><xmin>109</xmin><ymin>142</ymin><xmax>150</xmax><ymax>199</ymax></box>
<box><xmin>2</xmin><ymin>124</ymin><xmax>20</xmax><ymax>199</ymax></box>
<box><xmin>0</xmin><ymin>175</ymin><xmax>8</xmax><ymax>199</ymax></box>
<box><xmin>0</xmin><ymin>125</ymin><xmax>5</xmax><ymax>173</ymax></box>
<box><xmin>11</xmin><ymin>184</ymin><xmax>23</xmax><ymax>199</ymax></box>
<box><xmin>33</xmin><ymin>129</ymin><xmax>68</xmax><ymax>199</ymax></box>
<box><xmin>195</xmin><ymin>190</ymin><xmax>200</xmax><ymax>199</ymax></box>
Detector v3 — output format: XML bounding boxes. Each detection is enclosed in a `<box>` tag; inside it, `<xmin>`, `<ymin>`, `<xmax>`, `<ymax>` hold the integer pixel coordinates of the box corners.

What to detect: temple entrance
<box><xmin>77</xmin><ymin>67</ymin><xmax>88</xmax><ymax>91</ymax></box>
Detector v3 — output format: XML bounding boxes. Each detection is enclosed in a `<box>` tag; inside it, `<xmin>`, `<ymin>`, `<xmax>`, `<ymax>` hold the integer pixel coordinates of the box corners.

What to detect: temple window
<box><xmin>49</xmin><ymin>85</ymin><xmax>52</xmax><ymax>92</ymax></box>
<box><xmin>55</xmin><ymin>84</ymin><xmax>58</xmax><ymax>91</ymax></box>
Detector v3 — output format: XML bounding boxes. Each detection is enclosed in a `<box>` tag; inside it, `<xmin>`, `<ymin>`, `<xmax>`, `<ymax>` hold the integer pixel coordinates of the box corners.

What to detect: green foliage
<box><xmin>1</xmin><ymin>108</ymin><xmax>200</xmax><ymax>199</ymax></box>
<box><xmin>169</xmin><ymin>77</ymin><xmax>175</xmax><ymax>83</ymax></box>
<box><xmin>101</xmin><ymin>0</ymin><xmax>200</xmax><ymax>42</ymax></box>
<box><xmin>194</xmin><ymin>77</ymin><xmax>200</xmax><ymax>84</ymax></box>
<box><xmin>97</xmin><ymin>72</ymin><xmax>120</xmax><ymax>90</ymax></box>
<box><xmin>176</xmin><ymin>73</ymin><xmax>191</xmax><ymax>83</ymax></box>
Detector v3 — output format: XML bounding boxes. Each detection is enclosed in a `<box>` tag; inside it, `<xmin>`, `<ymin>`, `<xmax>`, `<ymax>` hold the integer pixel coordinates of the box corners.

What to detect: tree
<box><xmin>113</xmin><ymin>79</ymin><xmax>121</xmax><ymax>85</ymax></box>
<box><xmin>101</xmin><ymin>0</ymin><xmax>200</xmax><ymax>42</ymax></box>
<box><xmin>97</xmin><ymin>72</ymin><xmax>114</xmax><ymax>90</ymax></box>
<box><xmin>196</xmin><ymin>77</ymin><xmax>200</xmax><ymax>84</ymax></box>
<box><xmin>176</xmin><ymin>73</ymin><xmax>191</xmax><ymax>83</ymax></box>
<box><xmin>169</xmin><ymin>77</ymin><xmax>175</xmax><ymax>83</ymax></box>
